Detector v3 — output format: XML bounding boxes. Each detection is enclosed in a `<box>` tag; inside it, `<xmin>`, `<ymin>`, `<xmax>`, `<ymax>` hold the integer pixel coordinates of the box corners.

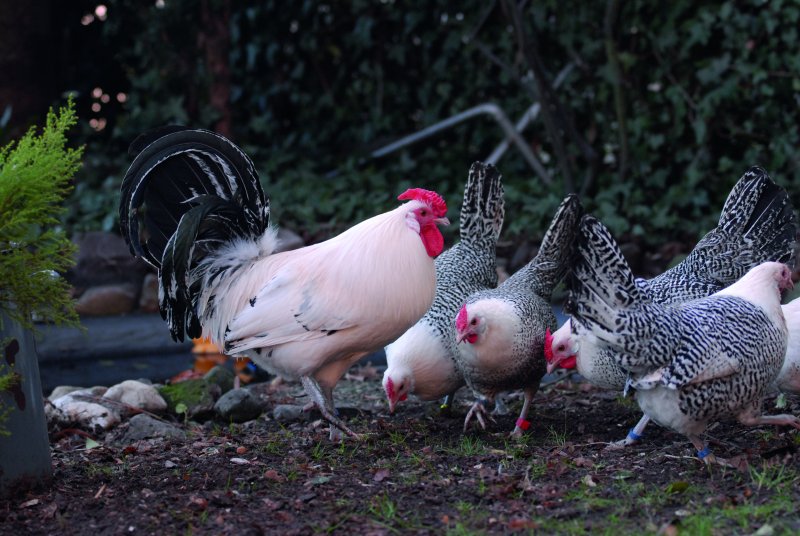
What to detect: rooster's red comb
<box><xmin>544</xmin><ymin>327</ymin><xmax>554</xmax><ymax>363</ymax></box>
<box><xmin>398</xmin><ymin>188</ymin><xmax>447</xmax><ymax>218</ymax></box>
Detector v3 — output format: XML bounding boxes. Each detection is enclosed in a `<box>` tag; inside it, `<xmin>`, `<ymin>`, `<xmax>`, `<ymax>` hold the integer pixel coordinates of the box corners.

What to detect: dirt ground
<box><xmin>2</xmin><ymin>365</ymin><xmax>800</xmax><ymax>535</ymax></box>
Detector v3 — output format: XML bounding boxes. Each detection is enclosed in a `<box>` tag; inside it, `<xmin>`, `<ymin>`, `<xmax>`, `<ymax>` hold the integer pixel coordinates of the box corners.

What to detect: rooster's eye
<box><xmin>420</xmin><ymin>209</ymin><xmax>427</xmax><ymax>216</ymax></box>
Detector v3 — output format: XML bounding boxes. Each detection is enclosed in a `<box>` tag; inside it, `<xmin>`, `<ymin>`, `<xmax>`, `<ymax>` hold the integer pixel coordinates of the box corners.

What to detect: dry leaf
<box><xmin>373</xmin><ymin>468</ymin><xmax>390</xmax><ymax>482</ymax></box>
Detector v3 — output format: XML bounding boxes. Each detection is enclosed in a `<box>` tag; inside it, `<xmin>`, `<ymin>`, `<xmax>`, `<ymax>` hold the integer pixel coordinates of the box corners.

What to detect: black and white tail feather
<box><xmin>459</xmin><ymin>162</ymin><xmax>505</xmax><ymax>248</ymax></box>
<box><xmin>644</xmin><ymin>166</ymin><xmax>797</xmax><ymax>303</ymax></box>
<box><xmin>119</xmin><ymin>127</ymin><xmax>271</xmax><ymax>342</ymax></box>
<box><xmin>524</xmin><ymin>194</ymin><xmax>583</xmax><ymax>299</ymax></box>
<box><xmin>566</xmin><ymin>216</ymin><xmax>681</xmax><ymax>373</ymax></box>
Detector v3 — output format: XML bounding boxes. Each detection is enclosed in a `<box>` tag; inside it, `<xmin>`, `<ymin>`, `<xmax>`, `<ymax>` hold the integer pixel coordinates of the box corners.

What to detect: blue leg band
<box><xmin>697</xmin><ymin>446</ymin><xmax>713</xmax><ymax>460</ymax></box>
<box><xmin>627</xmin><ymin>428</ymin><xmax>643</xmax><ymax>442</ymax></box>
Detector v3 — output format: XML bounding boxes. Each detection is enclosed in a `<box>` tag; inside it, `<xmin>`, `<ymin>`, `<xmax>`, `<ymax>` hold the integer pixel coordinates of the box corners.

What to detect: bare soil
<box><xmin>2</xmin><ymin>365</ymin><xmax>800</xmax><ymax>535</ymax></box>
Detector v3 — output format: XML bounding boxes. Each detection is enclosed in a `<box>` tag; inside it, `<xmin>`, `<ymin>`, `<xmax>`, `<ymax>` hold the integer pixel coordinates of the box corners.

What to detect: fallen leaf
<box><xmin>230</xmin><ymin>457</ymin><xmax>250</xmax><ymax>465</ymax></box>
<box><xmin>373</xmin><ymin>469</ymin><xmax>390</xmax><ymax>482</ymax></box>
<box><xmin>164</xmin><ymin>460</ymin><xmax>177</xmax><ymax>468</ymax></box>
<box><xmin>665</xmin><ymin>481</ymin><xmax>690</xmax><ymax>494</ymax></box>
<box><xmin>508</xmin><ymin>517</ymin><xmax>538</xmax><ymax>530</ymax></box>
<box><xmin>85</xmin><ymin>438</ymin><xmax>101</xmax><ymax>450</ymax></box>
<box><xmin>41</xmin><ymin>502</ymin><xmax>58</xmax><ymax>519</ymax></box>
<box><xmin>573</xmin><ymin>456</ymin><xmax>593</xmax><ymax>468</ymax></box>
<box><xmin>264</xmin><ymin>469</ymin><xmax>285</xmax><ymax>482</ymax></box>
<box><xmin>19</xmin><ymin>499</ymin><xmax>40</xmax><ymax>509</ymax></box>
<box><xmin>236</xmin><ymin>446</ymin><xmax>248</xmax><ymax>455</ymax></box>
<box><xmin>188</xmin><ymin>496</ymin><xmax>208</xmax><ymax>510</ymax></box>
<box><xmin>582</xmin><ymin>474</ymin><xmax>597</xmax><ymax>488</ymax></box>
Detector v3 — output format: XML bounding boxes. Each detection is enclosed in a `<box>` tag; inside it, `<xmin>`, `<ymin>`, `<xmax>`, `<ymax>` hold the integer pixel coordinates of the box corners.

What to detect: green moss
<box><xmin>158</xmin><ymin>379</ymin><xmax>215</xmax><ymax>415</ymax></box>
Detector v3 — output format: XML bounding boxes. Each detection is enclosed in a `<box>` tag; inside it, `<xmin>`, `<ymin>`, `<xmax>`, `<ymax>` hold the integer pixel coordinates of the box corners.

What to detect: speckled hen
<box><xmin>547</xmin><ymin>166</ymin><xmax>797</xmax><ymax>445</ymax></box>
<box><xmin>383</xmin><ymin>162</ymin><xmax>505</xmax><ymax>413</ymax></box>
<box><xmin>454</xmin><ymin>194</ymin><xmax>583</xmax><ymax>435</ymax></box>
<box><xmin>567</xmin><ymin>215</ymin><xmax>799</xmax><ymax>464</ymax></box>
<box><xmin>119</xmin><ymin>127</ymin><xmax>449</xmax><ymax>440</ymax></box>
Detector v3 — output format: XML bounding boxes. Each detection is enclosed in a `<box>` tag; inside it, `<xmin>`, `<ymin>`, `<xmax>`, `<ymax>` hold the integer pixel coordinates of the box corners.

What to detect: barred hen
<box><xmin>119</xmin><ymin>127</ymin><xmax>449</xmax><ymax>440</ymax></box>
<box><xmin>455</xmin><ymin>194</ymin><xmax>582</xmax><ymax>435</ymax></box>
<box><xmin>568</xmin><ymin>215</ymin><xmax>798</xmax><ymax>464</ymax></box>
<box><xmin>547</xmin><ymin>166</ymin><xmax>797</xmax><ymax>444</ymax></box>
<box><xmin>383</xmin><ymin>162</ymin><xmax>504</xmax><ymax>413</ymax></box>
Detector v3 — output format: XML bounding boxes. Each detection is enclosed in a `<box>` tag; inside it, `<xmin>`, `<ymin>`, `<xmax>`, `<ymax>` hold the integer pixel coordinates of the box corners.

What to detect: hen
<box><xmin>547</xmin><ymin>166</ymin><xmax>797</xmax><ymax>444</ymax></box>
<box><xmin>119</xmin><ymin>127</ymin><xmax>449</xmax><ymax>439</ymax></box>
<box><xmin>455</xmin><ymin>194</ymin><xmax>583</xmax><ymax>435</ymax></box>
<box><xmin>382</xmin><ymin>162</ymin><xmax>504</xmax><ymax>413</ymax></box>
<box><xmin>776</xmin><ymin>297</ymin><xmax>800</xmax><ymax>394</ymax></box>
<box><xmin>567</xmin><ymin>215</ymin><xmax>799</xmax><ymax>463</ymax></box>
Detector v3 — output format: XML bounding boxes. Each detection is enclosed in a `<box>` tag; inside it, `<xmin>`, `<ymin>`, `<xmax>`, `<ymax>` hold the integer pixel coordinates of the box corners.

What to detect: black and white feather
<box><xmin>455</xmin><ymin>194</ymin><xmax>583</xmax><ymax>433</ymax></box>
<box><xmin>120</xmin><ymin>127</ymin><xmax>270</xmax><ymax>341</ymax></box>
<box><xmin>568</xmin><ymin>215</ymin><xmax>798</xmax><ymax>460</ymax></box>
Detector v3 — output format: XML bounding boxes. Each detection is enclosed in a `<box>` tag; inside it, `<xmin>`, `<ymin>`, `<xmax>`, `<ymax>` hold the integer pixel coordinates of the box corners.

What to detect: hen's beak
<box><xmin>546</xmin><ymin>361</ymin><xmax>558</xmax><ymax>375</ymax></box>
<box><xmin>388</xmin><ymin>399</ymin><xmax>396</xmax><ymax>414</ymax></box>
<box><xmin>436</xmin><ymin>217</ymin><xmax>450</xmax><ymax>226</ymax></box>
<box><xmin>456</xmin><ymin>331</ymin><xmax>468</xmax><ymax>344</ymax></box>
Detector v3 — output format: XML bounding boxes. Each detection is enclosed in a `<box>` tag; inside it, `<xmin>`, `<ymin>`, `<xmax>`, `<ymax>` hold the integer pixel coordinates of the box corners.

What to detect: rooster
<box><xmin>382</xmin><ymin>162</ymin><xmax>504</xmax><ymax>414</ymax></box>
<box><xmin>546</xmin><ymin>167</ymin><xmax>797</xmax><ymax>445</ymax></box>
<box><xmin>568</xmin><ymin>215</ymin><xmax>799</xmax><ymax>464</ymax></box>
<box><xmin>454</xmin><ymin>194</ymin><xmax>582</xmax><ymax>435</ymax></box>
<box><xmin>119</xmin><ymin>127</ymin><xmax>449</xmax><ymax>440</ymax></box>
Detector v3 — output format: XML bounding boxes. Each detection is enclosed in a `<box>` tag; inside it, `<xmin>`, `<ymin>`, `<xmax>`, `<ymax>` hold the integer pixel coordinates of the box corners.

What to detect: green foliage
<box><xmin>0</xmin><ymin>100</ymin><xmax>83</xmax><ymax>331</ymax></box>
<box><xmin>68</xmin><ymin>1</ymin><xmax>800</xmax><ymax>251</ymax></box>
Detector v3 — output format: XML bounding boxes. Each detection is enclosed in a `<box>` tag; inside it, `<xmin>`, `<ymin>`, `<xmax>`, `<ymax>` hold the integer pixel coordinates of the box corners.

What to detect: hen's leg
<box><xmin>738</xmin><ymin>413</ymin><xmax>800</xmax><ymax>430</ymax></box>
<box><xmin>607</xmin><ymin>414</ymin><xmax>651</xmax><ymax>449</ymax></box>
<box><xmin>492</xmin><ymin>395</ymin><xmax>509</xmax><ymax>416</ymax></box>
<box><xmin>300</xmin><ymin>376</ymin><xmax>360</xmax><ymax>441</ymax></box>
<box><xmin>687</xmin><ymin>434</ymin><xmax>721</xmax><ymax>465</ymax></box>
<box><xmin>511</xmin><ymin>387</ymin><xmax>539</xmax><ymax>437</ymax></box>
<box><xmin>464</xmin><ymin>397</ymin><xmax>493</xmax><ymax>432</ymax></box>
<box><xmin>439</xmin><ymin>391</ymin><xmax>457</xmax><ymax>415</ymax></box>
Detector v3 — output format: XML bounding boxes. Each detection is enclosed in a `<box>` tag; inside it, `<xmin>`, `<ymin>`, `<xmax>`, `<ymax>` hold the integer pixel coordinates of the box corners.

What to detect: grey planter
<box><xmin>0</xmin><ymin>312</ymin><xmax>52</xmax><ymax>495</ymax></box>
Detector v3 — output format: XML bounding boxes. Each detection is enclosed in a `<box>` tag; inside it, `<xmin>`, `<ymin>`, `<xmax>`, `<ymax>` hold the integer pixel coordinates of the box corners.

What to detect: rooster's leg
<box><xmin>607</xmin><ymin>413</ymin><xmax>651</xmax><ymax>449</ymax></box>
<box><xmin>300</xmin><ymin>376</ymin><xmax>360</xmax><ymax>441</ymax></box>
<box><xmin>510</xmin><ymin>388</ymin><xmax>536</xmax><ymax>437</ymax></box>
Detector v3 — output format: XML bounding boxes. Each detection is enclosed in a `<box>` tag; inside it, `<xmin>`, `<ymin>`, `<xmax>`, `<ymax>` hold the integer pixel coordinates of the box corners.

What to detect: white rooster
<box><xmin>382</xmin><ymin>162</ymin><xmax>504</xmax><ymax>414</ymax></box>
<box><xmin>119</xmin><ymin>127</ymin><xmax>449</xmax><ymax>439</ymax></box>
<box><xmin>568</xmin><ymin>215</ymin><xmax>799</xmax><ymax>464</ymax></box>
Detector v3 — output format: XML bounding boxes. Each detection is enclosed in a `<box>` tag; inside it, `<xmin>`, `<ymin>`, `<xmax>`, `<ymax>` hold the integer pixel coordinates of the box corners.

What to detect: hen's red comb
<box><xmin>456</xmin><ymin>304</ymin><xmax>469</xmax><ymax>332</ymax></box>
<box><xmin>385</xmin><ymin>377</ymin><xmax>395</xmax><ymax>398</ymax></box>
<box><xmin>544</xmin><ymin>327</ymin><xmax>554</xmax><ymax>363</ymax></box>
<box><xmin>398</xmin><ymin>188</ymin><xmax>447</xmax><ymax>217</ymax></box>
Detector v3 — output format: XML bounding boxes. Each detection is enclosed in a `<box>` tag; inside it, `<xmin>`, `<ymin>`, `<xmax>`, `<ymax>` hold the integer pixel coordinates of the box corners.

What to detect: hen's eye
<box><xmin>471</xmin><ymin>319</ymin><xmax>477</xmax><ymax>325</ymax></box>
<box><xmin>420</xmin><ymin>209</ymin><xmax>427</xmax><ymax>216</ymax></box>
<box><xmin>557</xmin><ymin>345</ymin><xmax>565</xmax><ymax>352</ymax></box>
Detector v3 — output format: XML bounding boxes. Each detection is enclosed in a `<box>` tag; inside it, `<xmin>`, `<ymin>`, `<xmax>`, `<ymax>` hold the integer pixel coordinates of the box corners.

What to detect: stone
<box><xmin>48</xmin><ymin>385</ymin><xmax>85</xmax><ymax>401</ymax></box>
<box><xmin>103</xmin><ymin>380</ymin><xmax>168</xmax><ymax>413</ymax></box>
<box><xmin>214</xmin><ymin>388</ymin><xmax>265</xmax><ymax>423</ymax></box>
<box><xmin>204</xmin><ymin>365</ymin><xmax>235</xmax><ymax>395</ymax></box>
<box><xmin>74</xmin><ymin>284</ymin><xmax>138</xmax><ymax>316</ymax></box>
<box><xmin>46</xmin><ymin>388</ymin><xmax>120</xmax><ymax>431</ymax></box>
<box><xmin>138</xmin><ymin>273</ymin><xmax>160</xmax><ymax>313</ymax></box>
<box><xmin>272</xmin><ymin>404</ymin><xmax>307</xmax><ymax>423</ymax></box>
<box><xmin>274</xmin><ymin>228</ymin><xmax>305</xmax><ymax>253</ymax></box>
<box><xmin>117</xmin><ymin>414</ymin><xmax>187</xmax><ymax>442</ymax></box>
<box><xmin>68</xmin><ymin>231</ymin><xmax>150</xmax><ymax>289</ymax></box>
<box><xmin>158</xmin><ymin>379</ymin><xmax>219</xmax><ymax>421</ymax></box>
